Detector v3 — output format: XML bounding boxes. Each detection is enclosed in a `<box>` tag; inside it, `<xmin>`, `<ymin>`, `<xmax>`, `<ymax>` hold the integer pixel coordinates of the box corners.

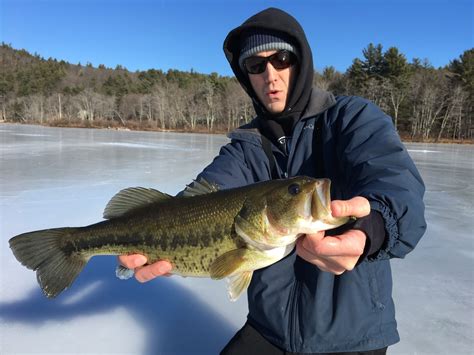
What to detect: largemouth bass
<box><xmin>9</xmin><ymin>176</ymin><xmax>350</xmax><ymax>301</ymax></box>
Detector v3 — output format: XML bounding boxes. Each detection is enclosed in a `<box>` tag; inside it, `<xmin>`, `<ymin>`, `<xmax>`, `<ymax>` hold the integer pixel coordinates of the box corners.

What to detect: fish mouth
<box><xmin>311</xmin><ymin>179</ymin><xmax>332</xmax><ymax>219</ymax></box>
<box><xmin>309</xmin><ymin>179</ymin><xmax>349</xmax><ymax>229</ymax></box>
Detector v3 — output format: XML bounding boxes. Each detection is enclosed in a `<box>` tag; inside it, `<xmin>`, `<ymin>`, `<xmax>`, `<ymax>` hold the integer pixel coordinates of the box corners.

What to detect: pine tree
<box><xmin>449</xmin><ymin>49</ymin><xmax>474</xmax><ymax>110</ymax></box>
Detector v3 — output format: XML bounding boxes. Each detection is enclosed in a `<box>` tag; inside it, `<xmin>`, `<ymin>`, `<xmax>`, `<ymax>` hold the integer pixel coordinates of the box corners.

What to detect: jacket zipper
<box><xmin>288</xmin><ymin>280</ymin><xmax>300</xmax><ymax>350</ymax></box>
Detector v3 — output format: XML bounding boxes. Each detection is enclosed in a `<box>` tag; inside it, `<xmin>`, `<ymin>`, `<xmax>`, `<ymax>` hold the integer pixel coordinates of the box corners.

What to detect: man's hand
<box><xmin>296</xmin><ymin>196</ymin><xmax>370</xmax><ymax>275</ymax></box>
<box><xmin>117</xmin><ymin>255</ymin><xmax>173</xmax><ymax>283</ymax></box>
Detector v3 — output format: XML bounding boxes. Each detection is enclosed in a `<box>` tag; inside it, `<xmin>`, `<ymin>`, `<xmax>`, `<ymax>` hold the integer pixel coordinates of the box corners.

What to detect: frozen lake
<box><xmin>1</xmin><ymin>124</ymin><xmax>473</xmax><ymax>354</ymax></box>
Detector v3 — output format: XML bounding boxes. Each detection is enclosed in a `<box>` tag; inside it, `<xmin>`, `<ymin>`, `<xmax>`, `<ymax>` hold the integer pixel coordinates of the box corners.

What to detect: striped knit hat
<box><xmin>238</xmin><ymin>29</ymin><xmax>299</xmax><ymax>71</ymax></box>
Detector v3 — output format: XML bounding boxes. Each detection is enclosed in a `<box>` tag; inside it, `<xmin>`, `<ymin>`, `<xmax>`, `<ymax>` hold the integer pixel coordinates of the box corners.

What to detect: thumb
<box><xmin>331</xmin><ymin>197</ymin><xmax>370</xmax><ymax>218</ymax></box>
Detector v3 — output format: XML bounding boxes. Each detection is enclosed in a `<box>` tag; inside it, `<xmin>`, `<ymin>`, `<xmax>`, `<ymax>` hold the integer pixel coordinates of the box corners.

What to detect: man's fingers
<box><xmin>135</xmin><ymin>261</ymin><xmax>173</xmax><ymax>283</ymax></box>
<box><xmin>299</xmin><ymin>231</ymin><xmax>325</xmax><ymax>250</ymax></box>
<box><xmin>310</xmin><ymin>258</ymin><xmax>346</xmax><ymax>275</ymax></box>
<box><xmin>297</xmin><ymin>240</ymin><xmax>359</xmax><ymax>274</ymax></box>
<box><xmin>331</xmin><ymin>197</ymin><xmax>370</xmax><ymax>218</ymax></box>
<box><xmin>118</xmin><ymin>254</ymin><xmax>148</xmax><ymax>269</ymax></box>
<box><xmin>296</xmin><ymin>242</ymin><xmax>346</xmax><ymax>274</ymax></box>
<box><xmin>118</xmin><ymin>255</ymin><xmax>173</xmax><ymax>282</ymax></box>
<box><xmin>300</xmin><ymin>230</ymin><xmax>366</xmax><ymax>257</ymax></box>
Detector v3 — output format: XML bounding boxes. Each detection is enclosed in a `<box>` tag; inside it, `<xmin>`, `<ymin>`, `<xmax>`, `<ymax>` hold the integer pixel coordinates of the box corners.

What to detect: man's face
<box><xmin>247</xmin><ymin>50</ymin><xmax>294</xmax><ymax>114</ymax></box>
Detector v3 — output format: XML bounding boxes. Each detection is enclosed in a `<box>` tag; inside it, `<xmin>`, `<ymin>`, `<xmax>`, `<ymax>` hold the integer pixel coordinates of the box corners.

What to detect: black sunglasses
<box><xmin>243</xmin><ymin>50</ymin><xmax>296</xmax><ymax>75</ymax></box>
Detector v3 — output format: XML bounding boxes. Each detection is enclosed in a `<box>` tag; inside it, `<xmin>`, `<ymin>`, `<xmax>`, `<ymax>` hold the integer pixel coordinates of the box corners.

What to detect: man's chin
<box><xmin>265</xmin><ymin>102</ymin><xmax>285</xmax><ymax>114</ymax></box>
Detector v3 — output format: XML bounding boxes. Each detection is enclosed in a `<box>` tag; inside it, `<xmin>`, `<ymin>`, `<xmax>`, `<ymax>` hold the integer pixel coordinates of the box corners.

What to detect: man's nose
<box><xmin>262</xmin><ymin>62</ymin><xmax>278</xmax><ymax>82</ymax></box>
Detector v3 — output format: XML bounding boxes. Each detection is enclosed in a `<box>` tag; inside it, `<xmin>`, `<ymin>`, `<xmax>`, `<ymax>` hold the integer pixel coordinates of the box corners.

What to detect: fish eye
<box><xmin>288</xmin><ymin>183</ymin><xmax>300</xmax><ymax>196</ymax></box>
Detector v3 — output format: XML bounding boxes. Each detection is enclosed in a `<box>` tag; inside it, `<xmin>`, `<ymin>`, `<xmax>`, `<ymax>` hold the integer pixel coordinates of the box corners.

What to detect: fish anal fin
<box><xmin>104</xmin><ymin>187</ymin><xmax>171</xmax><ymax>219</ymax></box>
<box><xmin>227</xmin><ymin>271</ymin><xmax>253</xmax><ymax>301</ymax></box>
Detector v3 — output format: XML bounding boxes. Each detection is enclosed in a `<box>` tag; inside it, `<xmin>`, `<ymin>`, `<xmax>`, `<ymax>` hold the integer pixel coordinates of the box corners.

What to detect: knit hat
<box><xmin>238</xmin><ymin>29</ymin><xmax>299</xmax><ymax>71</ymax></box>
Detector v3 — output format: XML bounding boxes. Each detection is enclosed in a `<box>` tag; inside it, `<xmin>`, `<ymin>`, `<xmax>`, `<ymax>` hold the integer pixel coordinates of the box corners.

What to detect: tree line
<box><xmin>1</xmin><ymin>43</ymin><xmax>472</xmax><ymax>141</ymax></box>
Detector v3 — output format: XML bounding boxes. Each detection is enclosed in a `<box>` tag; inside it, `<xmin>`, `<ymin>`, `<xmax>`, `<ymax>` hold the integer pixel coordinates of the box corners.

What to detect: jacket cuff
<box><xmin>353</xmin><ymin>210</ymin><xmax>386</xmax><ymax>263</ymax></box>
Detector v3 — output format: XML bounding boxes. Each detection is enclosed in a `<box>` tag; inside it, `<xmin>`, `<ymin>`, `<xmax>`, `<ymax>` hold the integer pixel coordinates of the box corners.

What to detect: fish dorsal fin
<box><xmin>182</xmin><ymin>178</ymin><xmax>220</xmax><ymax>197</ymax></box>
<box><xmin>103</xmin><ymin>187</ymin><xmax>171</xmax><ymax>219</ymax></box>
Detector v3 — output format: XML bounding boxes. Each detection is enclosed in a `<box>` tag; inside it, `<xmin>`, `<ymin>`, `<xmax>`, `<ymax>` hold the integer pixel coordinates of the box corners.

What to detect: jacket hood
<box><xmin>223</xmin><ymin>7</ymin><xmax>314</xmax><ymax>121</ymax></box>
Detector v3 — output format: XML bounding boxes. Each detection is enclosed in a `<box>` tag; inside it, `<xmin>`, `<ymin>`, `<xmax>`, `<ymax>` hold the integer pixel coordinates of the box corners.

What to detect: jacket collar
<box><xmin>227</xmin><ymin>127</ymin><xmax>262</xmax><ymax>146</ymax></box>
<box><xmin>300</xmin><ymin>87</ymin><xmax>337</xmax><ymax>120</ymax></box>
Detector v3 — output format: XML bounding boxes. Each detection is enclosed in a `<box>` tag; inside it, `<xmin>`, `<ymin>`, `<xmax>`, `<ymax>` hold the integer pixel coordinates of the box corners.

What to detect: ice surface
<box><xmin>1</xmin><ymin>124</ymin><xmax>473</xmax><ymax>354</ymax></box>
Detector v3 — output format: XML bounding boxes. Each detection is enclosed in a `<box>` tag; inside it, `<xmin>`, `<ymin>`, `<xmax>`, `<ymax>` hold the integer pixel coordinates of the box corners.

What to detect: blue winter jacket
<box><xmin>195</xmin><ymin>88</ymin><xmax>426</xmax><ymax>353</ymax></box>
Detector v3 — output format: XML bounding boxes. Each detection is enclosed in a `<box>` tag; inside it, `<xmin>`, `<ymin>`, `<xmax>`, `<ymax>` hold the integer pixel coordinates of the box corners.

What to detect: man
<box><xmin>120</xmin><ymin>7</ymin><xmax>426</xmax><ymax>354</ymax></box>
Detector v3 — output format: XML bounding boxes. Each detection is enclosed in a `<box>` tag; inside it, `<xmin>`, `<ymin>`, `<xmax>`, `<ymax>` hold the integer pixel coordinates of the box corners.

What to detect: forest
<box><xmin>1</xmin><ymin>43</ymin><xmax>472</xmax><ymax>141</ymax></box>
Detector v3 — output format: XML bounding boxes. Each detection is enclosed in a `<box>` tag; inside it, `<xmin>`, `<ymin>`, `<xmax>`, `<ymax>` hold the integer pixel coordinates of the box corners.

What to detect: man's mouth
<box><xmin>267</xmin><ymin>90</ymin><xmax>281</xmax><ymax>98</ymax></box>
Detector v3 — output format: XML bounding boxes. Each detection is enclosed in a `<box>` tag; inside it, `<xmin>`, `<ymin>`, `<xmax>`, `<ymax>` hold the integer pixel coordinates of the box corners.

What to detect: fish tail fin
<box><xmin>9</xmin><ymin>228</ymin><xmax>87</xmax><ymax>298</ymax></box>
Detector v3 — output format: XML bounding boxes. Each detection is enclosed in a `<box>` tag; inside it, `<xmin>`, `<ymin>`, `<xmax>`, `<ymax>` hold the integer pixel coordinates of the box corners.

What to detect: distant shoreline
<box><xmin>2</xmin><ymin>120</ymin><xmax>472</xmax><ymax>145</ymax></box>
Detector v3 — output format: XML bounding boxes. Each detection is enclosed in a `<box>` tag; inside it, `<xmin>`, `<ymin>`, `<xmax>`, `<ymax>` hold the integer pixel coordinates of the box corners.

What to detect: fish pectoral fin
<box><xmin>210</xmin><ymin>247</ymin><xmax>269</xmax><ymax>279</ymax></box>
<box><xmin>210</xmin><ymin>248</ymin><xmax>262</xmax><ymax>301</ymax></box>
<box><xmin>104</xmin><ymin>187</ymin><xmax>172</xmax><ymax>219</ymax></box>
<box><xmin>227</xmin><ymin>271</ymin><xmax>253</xmax><ymax>302</ymax></box>
<box><xmin>209</xmin><ymin>248</ymin><xmax>249</xmax><ymax>279</ymax></box>
<box><xmin>210</xmin><ymin>247</ymin><xmax>275</xmax><ymax>278</ymax></box>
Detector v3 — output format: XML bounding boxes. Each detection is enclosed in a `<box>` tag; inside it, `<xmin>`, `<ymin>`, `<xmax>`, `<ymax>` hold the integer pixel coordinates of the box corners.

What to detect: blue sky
<box><xmin>1</xmin><ymin>0</ymin><xmax>472</xmax><ymax>76</ymax></box>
